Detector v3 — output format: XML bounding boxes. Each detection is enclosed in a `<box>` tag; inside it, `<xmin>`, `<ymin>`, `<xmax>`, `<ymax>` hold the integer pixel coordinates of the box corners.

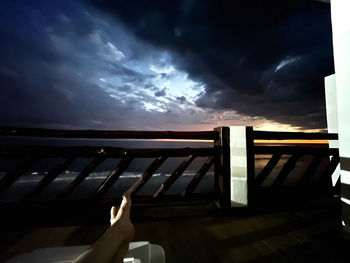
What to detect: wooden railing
<box><xmin>0</xmin><ymin>127</ymin><xmax>219</xmax><ymax>206</ymax></box>
<box><xmin>0</xmin><ymin>127</ymin><xmax>219</xmax><ymax>140</ymax></box>
<box><xmin>0</xmin><ymin>126</ymin><xmax>340</xmax><ymax>210</ymax></box>
<box><xmin>253</xmin><ymin>130</ymin><xmax>339</xmax><ymax>189</ymax></box>
<box><xmin>214</xmin><ymin>127</ymin><xmax>340</xmax><ymax>208</ymax></box>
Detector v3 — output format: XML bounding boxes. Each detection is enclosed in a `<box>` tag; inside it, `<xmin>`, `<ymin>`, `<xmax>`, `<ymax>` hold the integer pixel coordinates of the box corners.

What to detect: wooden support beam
<box><xmin>56</xmin><ymin>155</ymin><xmax>106</xmax><ymax>200</ymax></box>
<box><xmin>214</xmin><ymin>127</ymin><xmax>231</xmax><ymax>209</ymax></box>
<box><xmin>0</xmin><ymin>157</ymin><xmax>37</xmax><ymax>195</ymax></box>
<box><xmin>320</xmin><ymin>154</ymin><xmax>340</xmax><ymax>186</ymax></box>
<box><xmin>255</xmin><ymin>153</ymin><xmax>282</xmax><ymax>186</ymax></box>
<box><xmin>153</xmin><ymin>155</ymin><xmax>195</xmax><ymax>198</ymax></box>
<box><xmin>22</xmin><ymin>157</ymin><xmax>75</xmax><ymax>202</ymax></box>
<box><xmin>213</xmin><ymin>128</ymin><xmax>221</xmax><ymax>203</ymax></box>
<box><xmin>254</xmin><ymin>146</ymin><xmax>338</xmax><ymax>155</ymax></box>
<box><xmin>214</xmin><ymin>126</ymin><xmax>254</xmax><ymax>208</ymax></box>
<box><xmin>125</xmin><ymin>156</ymin><xmax>167</xmax><ymax>196</ymax></box>
<box><xmin>0</xmin><ymin>146</ymin><xmax>215</xmax><ymax>158</ymax></box>
<box><xmin>246</xmin><ymin>127</ymin><xmax>255</xmax><ymax>205</ymax></box>
<box><xmin>0</xmin><ymin>127</ymin><xmax>219</xmax><ymax>140</ymax></box>
<box><xmin>272</xmin><ymin>154</ymin><xmax>302</xmax><ymax>187</ymax></box>
<box><xmin>91</xmin><ymin>156</ymin><xmax>133</xmax><ymax>200</ymax></box>
<box><xmin>182</xmin><ymin>156</ymin><xmax>214</xmax><ymax>197</ymax></box>
<box><xmin>297</xmin><ymin>154</ymin><xmax>325</xmax><ymax>187</ymax></box>
<box><xmin>253</xmin><ymin>130</ymin><xmax>338</xmax><ymax>140</ymax></box>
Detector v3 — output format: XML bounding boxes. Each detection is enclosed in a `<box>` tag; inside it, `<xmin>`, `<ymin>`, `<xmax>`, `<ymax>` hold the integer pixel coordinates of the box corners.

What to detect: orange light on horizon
<box><xmin>149</xmin><ymin>139</ymin><xmax>330</xmax><ymax>144</ymax></box>
<box><xmin>254</xmin><ymin>139</ymin><xmax>329</xmax><ymax>144</ymax></box>
<box><xmin>152</xmin><ymin>139</ymin><xmax>212</xmax><ymax>142</ymax></box>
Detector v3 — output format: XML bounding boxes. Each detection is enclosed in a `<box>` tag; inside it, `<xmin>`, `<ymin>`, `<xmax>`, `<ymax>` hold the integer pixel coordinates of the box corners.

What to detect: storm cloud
<box><xmin>0</xmin><ymin>0</ymin><xmax>334</xmax><ymax>131</ymax></box>
<box><xmin>85</xmin><ymin>0</ymin><xmax>334</xmax><ymax>130</ymax></box>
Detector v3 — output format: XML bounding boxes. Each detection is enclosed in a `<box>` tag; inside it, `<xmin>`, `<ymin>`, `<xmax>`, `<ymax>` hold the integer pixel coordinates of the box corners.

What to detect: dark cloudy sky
<box><xmin>0</xmin><ymin>0</ymin><xmax>334</xmax><ymax>131</ymax></box>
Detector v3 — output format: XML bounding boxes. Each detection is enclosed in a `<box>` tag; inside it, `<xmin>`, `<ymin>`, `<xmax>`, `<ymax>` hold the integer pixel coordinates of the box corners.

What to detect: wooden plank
<box><xmin>253</xmin><ymin>130</ymin><xmax>338</xmax><ymax>140</ymax></box>
<box><xmin>319</xmin><ymin>154</ymin><xmax>340</xmax><ymax>187</ymax></box>
<box><xmin>124</xmin><ymin>148</ymin><xmax>215</xmax><ymax>158</ymax></box>
<box><xmin>1</xmin><ymin>201</ymin><xmax>342</xmax><ymax>263</ymax></box>
<box><xmin>0</xmin><ymin>157</ymin><xmax>38</xmax><ymax>195</ymax></box>
<box><xmin>254</xmin><ymin>146</ymin><xmax>338</xmax><ymax>155</ymax></box>
<box><xmin>22</xmin><ymin>157</ymin><xmax>75</xmax><ymax>202</ymax></box>
<box><xmin>246</xmin><ymin>127</ymin><xmax>255</xmax><ymax>205</ymax></box>
<box><xmin>153</xmin><ymin>155</ymin><xmax>196</xmax><ymax>198</ymax></box>
<box><xmin>56</xmin><ymin>156</ymin><xmax>106</xmax><ymax>200</ymax></box>
<box><xmin>182</xmin><ymin>156</ymin><xmax>214</xmax><ymax>197</ymax></box>
<box><xmin>122</xmin><ymin>192</ymin><xmax>216</xmax><ymax>204</ymax></box>
<box><xmin>91</xmin><ymin>156</ymin><xmax>133</xmax><ymax>200</ymax></box>
<box><xmin>0</xmin><ymin>146</ymin><xmax>110</xmax><ymax>158</ymax></box>
<box><xmin>297</xmin><ymin>154</ymin><xmax>325</xmax><ymax>187</ymax></box>
<box><xmin>272</xmin><ymin>154</ymin><xmax>303</xmax><ymax>187</ymax></box>
<box><xmin>255</xmin><ymin>153</ymin><xmax>282</xmax><ymax>186</ymax></box>
<box><xmin>0</xmin><ymin>127</ymin><xmax>219</xmax><ymax>140</ymax></box>
<box><xmin>125</xmin><ymin>156</ymin><xmax>167</xmax><ymax>196</ymax></box>
<box><xmin>215</xmin><ymin>127</ymin><xmax>231</xmax><ymax>209</ymax></box>
<box><xmin>0</xmin><ymin>146</ymin><xmax>215</xmax><ymax>158</ymax></box>
<box><xmin>4</xmin><ymin>127</ymin><xmax>336</xmax><ymax>141</ymax></box>
<box><xmin>213</xmin><ymin>128</ymin><xmax>220</xmax><ymax>201</ymax></box>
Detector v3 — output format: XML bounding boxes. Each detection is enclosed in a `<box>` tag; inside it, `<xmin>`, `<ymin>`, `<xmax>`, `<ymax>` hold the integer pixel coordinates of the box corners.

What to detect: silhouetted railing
<box><xmin>254</xmin><ymin>146</ymin><xmax>339</xmax><ymax>188</ymax></box>
<box><xmin>0</xmin><ymin>127</ymin><xmax>219</xmax><ymax>140</ymax></box>
<box><xmin>0</xmin><ymin>126</ymin><xmax>340</xmax><ymax>210</ymax></box>
<box><xmin>253</xmin><ymin>130</ymin><xmax>339</xmax><ymax>187</ymax></box>
<box><xmin>251</xmin><ymin>130</ymin><xmax>340</xmax><ymax>206</ymax></box>
<box><xmin>0</xmin><ymin>127</ymin><xmax>219</xmax><ymax>206</ymax></box>
<box><xmin>213</xmin><ymin>127</ymin><xmax>340</xmax><ymax>208</ymax></box>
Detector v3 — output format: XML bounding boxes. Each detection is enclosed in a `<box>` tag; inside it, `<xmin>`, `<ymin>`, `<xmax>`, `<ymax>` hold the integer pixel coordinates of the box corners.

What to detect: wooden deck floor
<box><xmin>1</xmin><ymin>198</ymin><xmax>348</xmax><ymax>263</ymax></box>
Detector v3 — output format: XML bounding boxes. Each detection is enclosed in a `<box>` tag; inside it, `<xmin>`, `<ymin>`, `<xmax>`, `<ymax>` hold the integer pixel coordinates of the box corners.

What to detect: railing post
<box><xmin>214</xmin><ymin>126</ymin><xmax>255</xmax><ymax>209</ymax></box>
<box><xmin>246</xmin><ymin>126</ymin><xmax>255</xmax><ymax>206</ymax></box>
<box><xmin>214</xmin><ymin>127</ymin><xmax>231</xmax><ymax>209</ymax></box>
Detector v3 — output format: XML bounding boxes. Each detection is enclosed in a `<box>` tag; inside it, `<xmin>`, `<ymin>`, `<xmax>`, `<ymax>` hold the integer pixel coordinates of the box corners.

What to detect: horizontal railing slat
<box><xmin>0</xmin><ymin>127</ymin><xmax>218</xmax><ymax>140</ymax></box>
<box><xmin>253</xmin><ymin>130</ymin><xmax>338</xmax><ymax>140</ymax></box>
<box><xmin>254</xmin><ymin>146</ymin><xmax>338</xmax><ymax>155</ymax></box>
<box><xmin>0</xmin><ymin>146</ymin><xmax>216</xmax><ymax>158</ymax></box>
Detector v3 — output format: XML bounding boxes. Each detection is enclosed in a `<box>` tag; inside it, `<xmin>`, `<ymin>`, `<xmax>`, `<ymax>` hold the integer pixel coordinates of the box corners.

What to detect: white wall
<box><xmin>330</xmin><ymin>0</ymin><xmax>350</xmax><ymax>237</ymax></box>
<box><xmin>324</xmin><ymin>74</ymin><xmax>340</xmax><ymax>186</ymax></box>
<box><xmin>229</xmin><ymin>126</ymin><xmax>249</xmax><ymax>207</ymax></box>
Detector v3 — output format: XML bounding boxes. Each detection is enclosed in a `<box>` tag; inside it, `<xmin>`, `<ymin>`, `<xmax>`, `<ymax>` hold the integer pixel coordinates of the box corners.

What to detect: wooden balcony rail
<box><xmin>0</xmin><ymin>127</ymin><xmax>218</xmax><ymax>206</ymax></box>
<box><xmin>253</xmin><ymin>146</ymin><xmax>339</xmax><ymax>188</ymax></box>
<box><xmin>253</xmin><ymin>130</ymin><xmax>338</xmax><ymax>140</ymax></box>
<box><xmin>0</xmin><ymin>127</ymin><xmax>219</xmax><ymax>140</ymax></box>
<box><xmin>251</xmin><ymin>131</ymin><xmax>340</xmax><ymax>208</ymax></box>
<box><xmin>0</xmin><ymin>126</ymin><xmax>340</xmax><ymax>210</ymax></box>
<box><xmin>214</xmin><ymin>126</ymin><xmax>340</xmax><ymax>208</ymax></box>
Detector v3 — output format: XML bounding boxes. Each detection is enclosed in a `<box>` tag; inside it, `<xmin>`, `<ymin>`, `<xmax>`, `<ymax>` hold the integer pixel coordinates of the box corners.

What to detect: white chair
<box><xmin>5</xmin><ymin>241</ymin><xmax>165</xmax><ymax>263</ymax></box>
